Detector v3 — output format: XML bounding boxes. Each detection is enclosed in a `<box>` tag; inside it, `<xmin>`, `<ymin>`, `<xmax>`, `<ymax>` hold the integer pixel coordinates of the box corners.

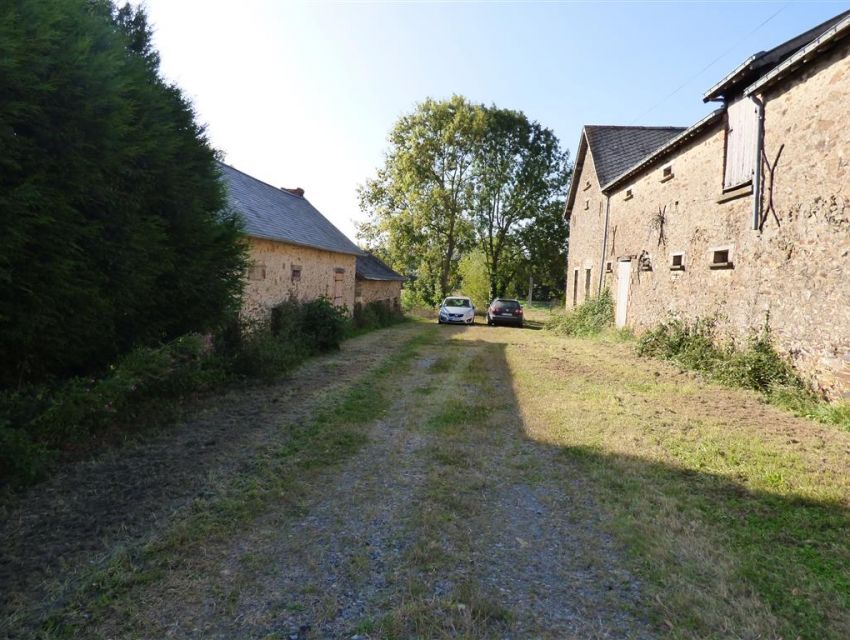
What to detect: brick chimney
<box><xmin>281</xmin><ymin>187</ymin><xmax>305</xmax><ymax>197</ymax></box>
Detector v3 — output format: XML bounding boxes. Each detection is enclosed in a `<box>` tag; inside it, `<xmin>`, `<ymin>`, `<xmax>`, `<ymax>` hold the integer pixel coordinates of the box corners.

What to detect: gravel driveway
<box><xmin>1</xmin><ymin>321</ymin><xmax>656</xmax><ymax>639</ymax></box>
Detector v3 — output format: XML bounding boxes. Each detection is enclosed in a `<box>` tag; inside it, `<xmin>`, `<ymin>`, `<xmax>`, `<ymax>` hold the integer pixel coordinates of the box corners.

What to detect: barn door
<box><xmin>724</xmin><ymin>97</ymin><xmax>758</xmax><ymax>190</ymax></box>
<box><xmin>333</xmin><ymin>269</ymin><xmax>344</xmax><ymax>306</ymax></box>
<box><xmin>616</xmin><ymin>260</ymin><xmax>631</xmax><ymax>328</ymax></box>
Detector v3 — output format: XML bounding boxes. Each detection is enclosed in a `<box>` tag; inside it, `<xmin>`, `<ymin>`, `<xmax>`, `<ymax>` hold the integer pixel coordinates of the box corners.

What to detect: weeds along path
<box><xmin>0</xmin><ymin>322</ymin><xmax>426</xmax><ymax>637</ymax></box>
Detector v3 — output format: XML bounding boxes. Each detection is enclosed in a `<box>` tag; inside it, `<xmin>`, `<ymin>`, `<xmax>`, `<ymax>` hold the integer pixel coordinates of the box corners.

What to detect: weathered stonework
<box><xmin>567</xmin><ymin>39</ymin><xmax>850</xmax><ymax>398</ymax></box>
<box><xmin>356</xmin><ymin>279</ymin><xmax>402</xmax><ymax>308</ymax></box>
<box><xmin>243</xmin><ymin>238</ymin><xmax>356</xmax><ymax>318</ymax></box>
<box><xmin>566</xmin><ymin>150</ymin><xmax>608</xmax><ymax>307</ymax></box>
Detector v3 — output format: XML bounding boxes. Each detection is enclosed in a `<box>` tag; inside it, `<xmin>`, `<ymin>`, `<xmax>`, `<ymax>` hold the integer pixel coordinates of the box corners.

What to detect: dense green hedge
<box><xmin>0</xmin><ymin>1</ymin><xmax>247</xmax><ymax>387</ymax></box>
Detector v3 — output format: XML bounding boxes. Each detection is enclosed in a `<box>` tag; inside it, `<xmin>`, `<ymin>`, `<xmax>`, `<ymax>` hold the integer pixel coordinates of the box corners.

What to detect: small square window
<box><xmin>661</xmin><ymin>166</ymin><xmax>674</xmax><ymax>182</ymax></box>
<box><xmin>670</xmin><ymin>252</ymin><xmax>685</xmax><ymax>271</ymax></box>
<box><xmin>624</xmin><ymin>189</ymin><xmax>633</xmax><ymax>201</ymax></box>
<box><xmin>584</xmin><ymin>199</ymin><xmax>590</xmax><ymax>210</ymax></box>
<box><xmin>709</xmin><ymin>247</ymin><xmax>734</xmax><ymax>269</ymax></box>
<box><xmin>248</xmin><ymin>263</ymin><xmax>266</xmax><ymax>281</ymax></box>
<box><xmin>605</xmin><ymin>261</ymin><xmax>613</xmax><ymax>273</ymax></box>
<box><xmin>291</xmin><ymin>265</ymin><xmax>302</xmax><ymax>282</ymax></box>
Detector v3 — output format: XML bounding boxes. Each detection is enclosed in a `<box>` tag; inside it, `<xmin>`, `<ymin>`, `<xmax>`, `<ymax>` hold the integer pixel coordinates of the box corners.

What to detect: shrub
<box><xmin>0</xmin><ymin>335</ymin><xmax>216</xmax><ymax>484</ymax></box>
<box><xmin>545</xmin><ymin>290</ymin><xmax>614</xmax><ymax>337</ymax></box>
<box><xmin>353</xmin><ymin>300</ymin><xmax>404</xmax><ymax>331</ymax></box>
<box><xmin>298</xmin><ymin>298</ymin><xmax>349</xmax><ymax>351</ymax></box>
<box><xmin>228</xmin><ymin>327</ymin><xmax>307</xmax><ymax>380</ymax></box>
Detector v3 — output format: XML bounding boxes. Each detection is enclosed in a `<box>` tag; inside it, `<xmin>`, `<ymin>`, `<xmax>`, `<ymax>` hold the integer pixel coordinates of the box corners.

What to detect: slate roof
<box><xmin>704</xmin><ymin>8</ymin><xmax>850</xmax><ymax>102</ymax></box>
<box><xmin>219</xmin><ymin>162</ymin><xmax>362</xmax><ymax>256</ymax></box>
<box><xmin>356</xmin><ymin>253</ymin><xmax>406</xmax><ymax>281</ymax></box>
<box><xmin>584</xmin><ymin>126</ymin><xmax>686</xmax><ymax>187</ymax></box>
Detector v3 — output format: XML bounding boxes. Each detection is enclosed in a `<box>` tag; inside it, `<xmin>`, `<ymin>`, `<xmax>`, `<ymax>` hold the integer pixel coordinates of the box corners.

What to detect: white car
<box><xmin>437</xmin><ymin>296</ymin><xmax>475</xmax><ymax>325</ymax></box>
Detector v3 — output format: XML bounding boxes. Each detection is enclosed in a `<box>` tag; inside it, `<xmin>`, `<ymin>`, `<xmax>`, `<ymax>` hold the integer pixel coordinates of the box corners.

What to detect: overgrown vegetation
<box><xmin>545</xmin><ymin>290</ymin><xmax>614</xmax><ymax>337</ymax></box>
<box><xmin>0</xmin><ymin>298</ymin><xmax>386</xmax><ymax>486</ymax></box>
<box><xmin>0</xmin><ymin>1</ymin><xmax>248</xmax><ymax>388</ymax></box>
<box><xmin>637</xmin><ymin>318</ymin><xmax>850</xmax><ymax>429</ymax></box>
<box><xmin>351</xmin><ymin>299</ymin><xmax>406</xmax><ymax>333</ymax></box>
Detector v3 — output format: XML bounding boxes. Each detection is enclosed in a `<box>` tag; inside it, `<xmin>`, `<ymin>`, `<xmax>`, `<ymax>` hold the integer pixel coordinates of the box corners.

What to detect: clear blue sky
<box><xmin>140</xmin><ymin>1</ymin><xmax>850</xmax><ymax>238</ymax></box>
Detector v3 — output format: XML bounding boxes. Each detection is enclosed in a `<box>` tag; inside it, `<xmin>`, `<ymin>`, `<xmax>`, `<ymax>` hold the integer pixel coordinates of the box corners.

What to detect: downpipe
<box><xmin>752</xmin><ymin>96</ymin><xmax>765</xmax><ymax>231</ymax></box>
<box><xmin>598</xmin><ymin>195</ymin><xmax>610</xmax><ymax>296</ymax></box>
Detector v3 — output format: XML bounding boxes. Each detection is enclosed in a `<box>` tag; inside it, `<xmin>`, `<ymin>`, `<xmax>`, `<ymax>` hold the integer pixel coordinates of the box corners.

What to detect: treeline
<box><xmin>357</xmin><ymin>96</ymin><xmax>572</xmax><ymax>308</ymax></box>
<box><xmin>0</xmin><ymin>0</ymin><xmax>247</xmax><ymax>388</ymax></box>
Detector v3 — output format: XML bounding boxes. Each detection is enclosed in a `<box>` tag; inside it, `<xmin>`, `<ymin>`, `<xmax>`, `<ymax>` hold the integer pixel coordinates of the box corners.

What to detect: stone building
<box><xmin>565</xmin><ymin>10</ymin><xmax>850</xmax><ymax>398</ymax></box>
<box><xmin>219</xmin><ymin>162</ymin><xmax>363</xmax><ymax>317</ymax></box>
<box><xmin>355</xmin><ymin>253</ymin><xmax>406</xmax><ymax>310</ymax></box>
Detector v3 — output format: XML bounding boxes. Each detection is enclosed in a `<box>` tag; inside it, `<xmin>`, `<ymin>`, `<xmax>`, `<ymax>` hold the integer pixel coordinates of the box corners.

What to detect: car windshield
<box><xmin>494</xmin><ymin>300</ymin><xmax>519</xmax><ymax>310</ymax></box>
<box><xmin>444</xmin><ymin>298</ymin><xmax>470</xmax><ymax>308</ymax></box>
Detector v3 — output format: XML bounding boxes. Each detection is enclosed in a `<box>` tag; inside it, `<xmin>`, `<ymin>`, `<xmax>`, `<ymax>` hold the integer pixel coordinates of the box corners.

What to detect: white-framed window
<box><xmin>670</xmin><ymin>252</ymin><xmax>685</xmax><ymax>271</ymax></box>
<box><xmin>709</xmin><ymin>245</ymin><xmax>734</xmax><ymax>269</ymax></box>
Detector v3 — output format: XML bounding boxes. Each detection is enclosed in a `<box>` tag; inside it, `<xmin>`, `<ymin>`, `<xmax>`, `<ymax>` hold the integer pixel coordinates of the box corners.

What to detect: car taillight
<box><xmin>515</xmin><ymin>309</ymin><xmax>523</xmax><ymax>315</ymax></box>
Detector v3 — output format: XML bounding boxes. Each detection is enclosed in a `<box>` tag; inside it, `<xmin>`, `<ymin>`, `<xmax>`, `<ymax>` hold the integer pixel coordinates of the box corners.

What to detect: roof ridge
<box><xmin>585</xmin><ymin>124</ymin><xmax>687</xmax><ymax>131</ymax></box>
<box><xmin>217</xmin><ymin>161</ymin><xmax>310</xmax><ymax>205</ymax></box>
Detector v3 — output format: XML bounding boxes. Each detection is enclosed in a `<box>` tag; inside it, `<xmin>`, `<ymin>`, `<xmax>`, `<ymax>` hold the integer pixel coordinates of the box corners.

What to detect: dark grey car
<box><xmin>486</xmin><ymin>298</ymin><xmax>524</xmax><ymax>327</ymax></box>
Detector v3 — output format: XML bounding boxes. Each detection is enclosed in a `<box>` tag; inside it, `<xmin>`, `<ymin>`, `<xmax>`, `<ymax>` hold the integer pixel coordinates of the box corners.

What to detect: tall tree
<box><xmin>471</xmin><ymin>108</ymin><xmax>570</xmax><ymax>299</ymax></box>
<box><xmin>358</xmin><ymin>96</ymin><xmax>483</xmax><ymax>304</ymax></box>
<box><xmin>0</xmin><ymin>1</ymin><xmax>247</xmax><ymax>386</ymax></box>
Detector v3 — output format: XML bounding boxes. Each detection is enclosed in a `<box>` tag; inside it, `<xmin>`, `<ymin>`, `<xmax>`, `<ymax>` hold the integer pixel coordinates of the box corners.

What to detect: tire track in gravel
<box><xmin>86</xmin><ymin>325</ymin><xmax>453</xmax><ymax>639</ymax></box>
<box><xmin>0</xmin><ymin>322</ymin><xmax>423</xmax><ymax>637</ymax></box>
<box><xmin>395</xmin><ymin>329</ymin><xmax>657</xmax><ymax>639</ymax></box>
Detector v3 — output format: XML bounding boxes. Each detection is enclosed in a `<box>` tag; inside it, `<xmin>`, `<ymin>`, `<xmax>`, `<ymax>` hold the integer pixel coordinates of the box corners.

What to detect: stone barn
<box><xmin>355</xmin><ymin>253</ymin><xmax>405</xmax><ymax>311</ymax></box>
<box><xmin>219</xmin><ymin>162</ymin><xmax>363</xmax><ymax>317</ymax></box>
<box><xmin>565</xmin><ymin>9</ymin><xmax>850</xmax><ymax>397</ymax></box>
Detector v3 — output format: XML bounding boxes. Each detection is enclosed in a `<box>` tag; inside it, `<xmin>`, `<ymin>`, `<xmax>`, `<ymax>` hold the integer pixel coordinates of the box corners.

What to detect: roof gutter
<box><xmin>703</xmin><ymin>53</ymin><xmax>763</xmax><ymax>102</ymax></box>
<box><xmin>598</xmin><ymin>195</ymin><xmax>610</xmax><ymax>296</ymax></box>
<box><xmin>601</xmin><ymin>109</ymin><xmax>724</xmax><ymax>193</ymax></box>
<box><xmin>245</xmin><ymin>232</ymin><xmax>366</xmax><ymax>257</ymax></box>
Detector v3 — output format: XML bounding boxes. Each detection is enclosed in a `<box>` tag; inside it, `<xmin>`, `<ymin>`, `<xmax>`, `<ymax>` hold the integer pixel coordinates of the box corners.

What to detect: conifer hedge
<box><xmin>0</xmin><ymin>1</ymin><xmax>247</xmax><ymax>386</ymax></box>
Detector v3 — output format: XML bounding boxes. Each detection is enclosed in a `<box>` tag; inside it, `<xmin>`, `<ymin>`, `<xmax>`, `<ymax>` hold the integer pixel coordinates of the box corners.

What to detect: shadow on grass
<box><xmin>466</xmin><ymin>336</ymin><xmax>850</xmax><ymax>640</ymax></box>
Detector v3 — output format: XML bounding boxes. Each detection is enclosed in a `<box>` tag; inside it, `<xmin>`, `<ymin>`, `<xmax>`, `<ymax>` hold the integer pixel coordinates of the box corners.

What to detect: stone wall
<box><xmin>243</xmin><ymin>238</ymin><xmax>357</xmax><ymax>318</ymax></box>
<box><xmin>356</xmin><ymin>279</ymin><xmax>402</xmax><ymax>308</ymax></box>
<box><xmin>566</xmin><ymin>148</ymin><xmax>608</xmax><ymax>307</ymax></box>
<box><xmin>581</xmin><ymin>39</ymin><xmax>850</xmax><ymax>398</ymax></box>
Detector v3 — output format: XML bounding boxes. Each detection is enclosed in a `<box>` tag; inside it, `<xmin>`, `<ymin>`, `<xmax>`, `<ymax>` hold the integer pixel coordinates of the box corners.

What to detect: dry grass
<box><xmin>503</xmin><ymin>329</ymin><xmax>850</xmax><ymax>639</ymax></box>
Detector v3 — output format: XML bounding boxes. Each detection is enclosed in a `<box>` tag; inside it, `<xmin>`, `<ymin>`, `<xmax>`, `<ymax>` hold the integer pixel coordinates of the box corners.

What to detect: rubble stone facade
<box><xmin>567</xmin><ymin>38</ymin><xmax>850</xmax><ymax>398</ymax></box>
<box><xmin>243</xmin><ymin>238</ymin><xmax>356</xmax><ymax>318</ymax></box>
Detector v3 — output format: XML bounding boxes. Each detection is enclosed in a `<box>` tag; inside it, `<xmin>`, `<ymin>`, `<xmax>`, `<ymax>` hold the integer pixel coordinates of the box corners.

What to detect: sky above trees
<box><xmin>139</xmin><ymin>0</ymin><xmax>848</xmax><ymax>238</ymax></box>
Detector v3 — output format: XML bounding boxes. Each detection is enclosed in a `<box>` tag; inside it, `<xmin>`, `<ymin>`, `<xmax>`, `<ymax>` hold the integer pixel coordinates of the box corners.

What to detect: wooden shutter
<box><xmin>723</xmin><ymin>98</ymin><xmax>758</xmax><ymax>190</ymax></box>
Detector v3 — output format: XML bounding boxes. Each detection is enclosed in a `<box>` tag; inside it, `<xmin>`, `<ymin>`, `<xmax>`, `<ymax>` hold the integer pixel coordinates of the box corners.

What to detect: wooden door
<box><xmin>333</xmin><ymin>270</ymin><xmax>344</xmax><ymax>306</ymax></box>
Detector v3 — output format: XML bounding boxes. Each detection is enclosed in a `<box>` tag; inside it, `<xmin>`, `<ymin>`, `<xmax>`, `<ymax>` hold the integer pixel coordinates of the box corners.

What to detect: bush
<box><xmin>0</xmin><ymin>335</ymin><xmax>215</xmax><ymax>484</ymax></box>
<box><xmin>353</xmin><ymin>300</ymin><xmax>404</xmax><ymax>331</ymax></box>
<box><xmin>299</xmin><ymin>298</ymin><xmax>349</xmax><ymax>351</ymax></box>
<box><xmin>545</xmin><ymin>290</ymin><xmax>614</xmax><ymax>337</ymax></box>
